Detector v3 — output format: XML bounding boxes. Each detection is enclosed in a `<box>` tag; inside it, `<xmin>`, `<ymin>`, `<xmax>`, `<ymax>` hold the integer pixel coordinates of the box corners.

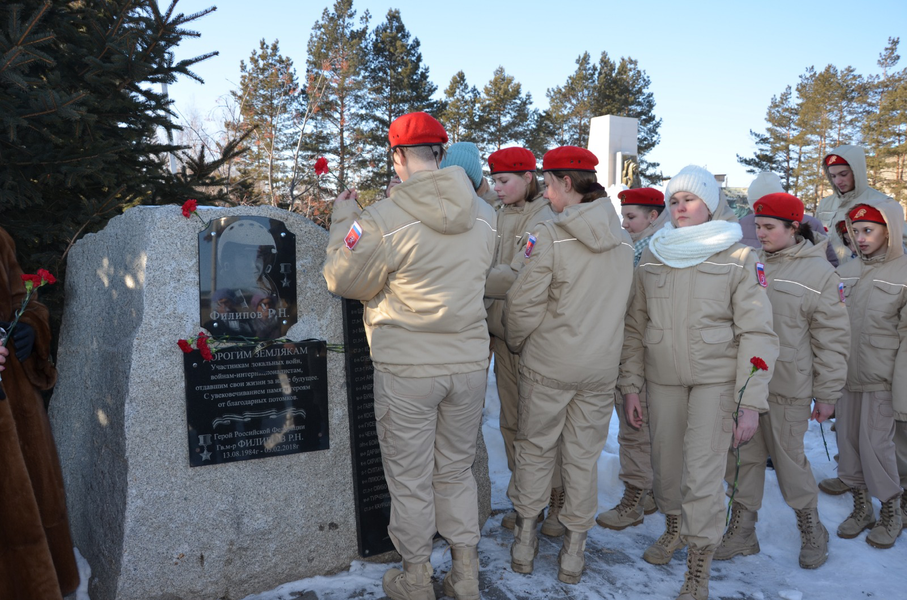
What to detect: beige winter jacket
<box><xmin>817</xmin><ymin>145</ymin><xmax>899</xmax><ymax>265</ymax></box>
<box><xmin>836</xmin><ymin>197</ymin><xmax>907</xmax><ymax>418</ymax></box>
<box><xmin>504</xmin><ymin>198</ymin><xmax>634</xmax><ymax>390</ymax></box>
<box><xmin>759</xmin><ymin>238</ymin><xmax>849</xmax><ymax>404</ymax></box>
<box><xmin>323</xmin><ymin>166</ymin><xmax>497</xmax><ymax>377</ymax></box>
<box><xmin>485</xmin><ymin>194</ymin><xmax>556</xmax><ymax>338</ymax></box>
<box><xmin>619</xmin><ymin>208</ymin><xmax>779</xmax><ymax>413</ymax></box>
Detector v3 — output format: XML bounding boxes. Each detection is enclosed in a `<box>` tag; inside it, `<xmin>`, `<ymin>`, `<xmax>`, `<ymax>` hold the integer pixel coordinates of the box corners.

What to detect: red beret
<box><xmin>849</xmin><ymin>204</ymin><xmax>886</xmax><ymax>225</ymax></box>
<box><xmin>542</xmin><ymin>146</ymin><xmax>598</xmax><ymax>172</ymax></box>
<box><xmin>388</xmin><ymin>112</ymin><xmax>448</xmax><ymax>148</ymax></box>
<box><xmin>488</xmin><ymin>147</ymin><xmax>536</xmax><ymax>174</ymax></box>
<box><xmin>753</xmin><ymin>192</ymin><xmax>804</xmax><ymax>222</ymax></box>
<box><xmin>618</xmin><ymin>187</ymin><xmax>664</xmax><ymax>207</ymax></box>
<box><xmin>826</xmin><ymin>154</ymin><xmax>849</xmax><ymax>167</ymax></box>
<box><xmin>835</xmin><ymin>220</ymin><xmax>848</xmax><ymax>234</ymax></box>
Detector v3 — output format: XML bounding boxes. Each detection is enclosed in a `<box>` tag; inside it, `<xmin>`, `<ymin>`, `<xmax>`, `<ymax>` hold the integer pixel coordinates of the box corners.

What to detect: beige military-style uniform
<box><xmin>835</xmin><ymin>197</ymin><xmax>907</xmax><ymax>504</ymax></box>
<box><xmin>620</xmin><ymin>214</ymin><xmax>779</xmax><ymax>550</ymax></box>
<box><xmin>485</xmin><ymin>194</ymin><xmax>556</xmax><ymax>474</ymax></box>
<box><xmin>323</xmin><ymin>166</ymin><xmax>496</xmax><ymax>564</ymax></box>
<box><xmin>726</xmin><ymin>237</ymin><xmax>849</xmax><ymax>512</ymax></box>
<box><xmin>504</xmin><ymin>198</ymin><xmax>633</xmax><ymax>532</ymax></box>
<box><xmin>816</xmin><ymin>145</ymin><xmax>902</xmax><ymax>266</ymax></box>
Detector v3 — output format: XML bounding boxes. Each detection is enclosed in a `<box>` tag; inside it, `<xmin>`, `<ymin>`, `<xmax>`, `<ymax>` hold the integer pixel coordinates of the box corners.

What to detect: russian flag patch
<box><xmin>756</xmin><ymin>262</ymin><xmax>767</xmax><ymax>287</ymax></box>
<box><xmin>344</xmin><ymin>221</ymin><xmax>363</xmax><ymax>250</ymax></box>
<box><xmin>524</xmin><ymin>234</ymin><xmax>537</xmax><ymax>258</ymax></box>
<box><xmin>839</xmin><ymin>282</ymin><xmax>845</xmax><ymax>303</ymax></box>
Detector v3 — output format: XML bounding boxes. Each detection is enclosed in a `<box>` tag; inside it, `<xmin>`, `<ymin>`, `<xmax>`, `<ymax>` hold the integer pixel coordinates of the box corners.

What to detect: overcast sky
<box><xmin>163</xmin><ymin>0</ymin><xmax>906</xmax><ymax>189</ymax></box>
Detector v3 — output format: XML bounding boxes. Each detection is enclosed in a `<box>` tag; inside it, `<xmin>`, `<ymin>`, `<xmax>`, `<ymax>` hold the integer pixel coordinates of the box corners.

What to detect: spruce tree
<box><xmin>359</xmin><ymin>8</ymin><xmax>437</xmax><ymax>192</ymax></box>
<box><xmin>0</xmin><ymin>0</ymin><xmax>222</xmax><ymax>325</ymax></box>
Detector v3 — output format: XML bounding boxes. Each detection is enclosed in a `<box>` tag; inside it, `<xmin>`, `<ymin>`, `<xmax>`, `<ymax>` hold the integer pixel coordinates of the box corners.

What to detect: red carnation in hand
<box><xmin>196</xmin><ymin>332</ymin><xmax>214</xmax><ymax>361</ymax></box>
<box><xmin>177</xmin><ymin>339</ymin><xmax>193</xmax><ymax>354</ymax></box>
<box><xmin>21</xmin><ymin>274</ymin><xmax>42</xmax><ymax>288</ymax></box>
<box><xmin>750</xmin><ymin>357</ymin><xmax>768</xmax><ymax>372</ymax></box>
<box><xmin>182</xmin><ymin>199</ymin><xmax>198</xmax><ymax>218</ymax></box>
<box><xmin>36</xmin><ymin>269</ymin><xmax>56</xmax><ymax>285</ymax></box>
<box><xmin>315</xmin><ymin>157</ymin><xmax>329</xmax><ymax>176</ymax></box>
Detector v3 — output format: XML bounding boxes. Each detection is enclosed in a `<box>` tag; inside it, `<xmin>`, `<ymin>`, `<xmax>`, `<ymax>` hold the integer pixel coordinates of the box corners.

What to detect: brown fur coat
<box><xmin>0</xmin><ymin>227</ymin><xmax>79</xmax><ymax>598</ymax></box>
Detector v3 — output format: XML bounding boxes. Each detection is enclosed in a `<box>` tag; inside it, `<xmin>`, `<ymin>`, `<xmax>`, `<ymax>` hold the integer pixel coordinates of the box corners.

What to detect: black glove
<box><xmin>11</xmin><ymin>322</ymin><xmax>35</xmax><ymax>362</ymax></box>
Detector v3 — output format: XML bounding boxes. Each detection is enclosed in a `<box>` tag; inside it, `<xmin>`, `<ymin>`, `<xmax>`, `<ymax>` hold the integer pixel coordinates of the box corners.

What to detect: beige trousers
<box><xmin>494</xmin><ymin>337</ymin><xmax>562</xmax><ymax>488</ymax></box>
<box><xmin>614</xmin><ymin>382</ymin><xmax>654</xmax><ymax>490</ymax></box>
<box><xmin>648</xmin><ymin>381</ymin><xmax>736</xmax><ymax>549</ymax></box>
<box><xmin>374</xmin><ymin>369</ymin><xmax>486</xmax><ymax>563</ymax></box>
<box><xmin>724</xmin><ymin>396</ymin><xmax>817</xmax><ymax>511</ymax></box>
<box><xmin>509</xmin><ymin>368</ymin><xmax>613</xmax><ymax>532</ymax></box>
<box><xmin>837</xmin><ymin>389</ymin><xmax>902</xmax><ymax>502</ymax></box>
<box><xmin>896</xmin><ymin>420</ymin><xmax>907</xmax><ymax>489</ymax></box>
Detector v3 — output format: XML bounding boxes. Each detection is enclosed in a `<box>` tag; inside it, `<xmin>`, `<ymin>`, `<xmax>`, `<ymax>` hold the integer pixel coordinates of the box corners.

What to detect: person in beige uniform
<box><xmin>620</xmin><ymin>165</ymin><xmax>779</xmax><ymax>600</ymax></box>
<box><xmin>833</xmin><ymin>201</ymin><xmax>906</xmax><ymax>550</ymax></box>
<box><xmin>714</xmin><ymin>192</ymin><xmax>849</xmax><ymax>570</ymax></box>
<box><xmin>816</xmin><ymin>146</ymin><xmax>902</xmax><ymax>266</ymax></box>
<box><xmin>595</xmin><ymin>188</ymin><xmax>666</xmax><ymax>531</ymax></box>
<box><xmin>322</xmin><ymin>112</ymin><xmax>496</xmax><ymax>600</ymax></box>
<box><xmin>481</xmin><ymin>146</ymin><xmax>561</xmax><ymax>534</ymax></box>
<box><xmin>505</xmin><ymin>146</ymin><xmax>633</xmax><ymax>584</ymax></box>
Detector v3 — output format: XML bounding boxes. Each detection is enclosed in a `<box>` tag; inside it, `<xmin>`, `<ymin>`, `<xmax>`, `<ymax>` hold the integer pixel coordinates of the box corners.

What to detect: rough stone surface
<box><xmin>50</xmin><ymin>204</ymin><xmax>491</xmax><ymax>600</ymax></box>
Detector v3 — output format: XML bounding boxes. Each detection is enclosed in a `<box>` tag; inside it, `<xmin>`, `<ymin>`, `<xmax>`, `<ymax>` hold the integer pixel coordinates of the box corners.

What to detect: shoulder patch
<box><xmin>838</xmin><ymin>282</ymin><xmax>845</xmax><ymax>303</ymax></box>
<box><xmin>755</xmin><ymin>262</ymin><xmax>767</xmax><ymax>287</ymax></box>
<box><xmin>524</xmin><ymin>234</ymin><xmax>537</xmax><ymax>258</ymax></box>
<box><xmin>344</xmin><ymin>221</ymin><xmax>363</xmax><ymax>250</ymax></box>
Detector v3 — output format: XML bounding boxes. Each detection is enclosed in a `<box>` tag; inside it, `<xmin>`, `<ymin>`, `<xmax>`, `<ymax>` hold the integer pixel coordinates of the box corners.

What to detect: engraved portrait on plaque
<box><xmin>199</xmin><ymin>216</ymin><xmax>297</xmax><ymax>341</ymax></box>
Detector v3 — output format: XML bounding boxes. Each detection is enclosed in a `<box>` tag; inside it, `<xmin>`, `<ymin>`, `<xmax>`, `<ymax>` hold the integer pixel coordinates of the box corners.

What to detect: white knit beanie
<box><xmin>664</xmin><ymin>165</ymin><xmax>720</xmax><ymax>213</ymax></box>
<box><xmin>746</xmin><ymin>172</ymin><xmax>784</xmax><ymax>204</ymax></box>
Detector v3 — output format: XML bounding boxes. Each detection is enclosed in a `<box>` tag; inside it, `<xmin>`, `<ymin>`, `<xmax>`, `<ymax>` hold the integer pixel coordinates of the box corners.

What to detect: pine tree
<box><xmin>438</xmin><ymin>71</ymin><xmax>480</xmax><ymax>144</ymax></box>
<box><xmin>737</xmin><ymin>86</ymin><xmax>801</xmax><ymax>192</ymax></box>
<box><xmin>226</xmin><ymin>39</ymin><xmax>304</xmax><ymax>206</ymax></box>
<box><xmin>475</xmin><ymin>66</ymin><xmax>535</xmax><ymax>155</ymax></box>
<box><xmin>863</xmin><ymin>37</ymin><xmax>907</xmax><ymax>203</ymax></box>
<box><xmin>546</xmin><ymin>52</ymin><xmax>597</xmax><ymax>147</ymax></box>
<box><xmin>0</xmin><ymin>0</ymin><xmax>222</xmax><ymax>318</ymax></box>
<box><xmin>306</xmin><ymin>0</ymin><xmax>369</xmax><ymax>195</ymax></box>
<box><xmin>359</xmin><ymin>8</ymin><xmax>437</xmax><ymax>191</ymax></box>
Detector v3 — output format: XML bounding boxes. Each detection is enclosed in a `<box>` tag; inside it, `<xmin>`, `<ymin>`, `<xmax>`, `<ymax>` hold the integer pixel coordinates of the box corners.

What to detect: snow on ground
<box><xmin>73</xmin><ymin>366</ymin><xmax>907</xmax><ymax>599</ymax></box>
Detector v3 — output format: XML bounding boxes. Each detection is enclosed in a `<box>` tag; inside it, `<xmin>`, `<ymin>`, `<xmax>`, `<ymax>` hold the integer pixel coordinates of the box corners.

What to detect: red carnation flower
<box><xmin>182</xmin><ymin>199</ymin><xmax>198</xmax><ymax>218</ymax></box>
<box><xmin>196</xmin><ymin>332</ymin><xmax>214</xmax><ymax>361</ymax></box>
<box><xmin>36</xmin><ymin>269</ymin><xmax>56</xmax><ymax>285</ymax></box>
<box><xmin>21</xmin><ymin>274</ymin><xmax>42</xmax><ymax>287</ymax></box>
<box><xmin>314</xmin><ymin>157</ymin><xmax>329</xmax><ymax>176</ymax></box>
<box><xmin>177</xmin><ymin>339</ymin><xmax>193</xmax><ymax>354</ymax></box>
<box><xmin>750</xmin><ymin>357</ymin><xmax>768</xmax><ymax>372</ymax></box>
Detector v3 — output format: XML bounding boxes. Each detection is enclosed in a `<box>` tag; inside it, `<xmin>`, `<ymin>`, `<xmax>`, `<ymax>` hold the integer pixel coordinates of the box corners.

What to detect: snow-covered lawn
<box><xmin>71</xmin><ymin>367</ymin><xmax>907</xmax><ymax>599</ymax></box>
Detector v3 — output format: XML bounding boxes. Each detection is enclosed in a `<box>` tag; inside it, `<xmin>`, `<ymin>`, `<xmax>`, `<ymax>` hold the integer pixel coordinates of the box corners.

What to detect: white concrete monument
<box><xmin>588</xmin><ymin>115</ymin><xmax>639</xmax><ymax>213</ymax></box>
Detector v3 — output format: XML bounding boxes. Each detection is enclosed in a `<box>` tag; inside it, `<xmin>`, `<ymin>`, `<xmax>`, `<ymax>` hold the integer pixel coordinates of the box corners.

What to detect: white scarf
<box><xmin>648</xmin><ymin>221</ymin><xmax>743</xmax><ymax>268</ymax></box>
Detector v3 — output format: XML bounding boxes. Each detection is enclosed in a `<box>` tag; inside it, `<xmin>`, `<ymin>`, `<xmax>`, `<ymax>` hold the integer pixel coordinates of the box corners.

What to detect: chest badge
<box><xmin>344</xmin><ymin>221</ymin><xmax>363</xmax><ymax>250</ymax></box>
<box><xmin>525</xmin><ymin>234</ymin><xmax>537</xmax><ymax>258</ymax></box>
<box><xmin>838</xmin><ymin>282</ymin><xmax>846</xmax><ymax>303</ymax></box>
<box><xmin>755</xmin><ymin>262</ymin><xmax>767</xmax><ymax>288</ymax></box>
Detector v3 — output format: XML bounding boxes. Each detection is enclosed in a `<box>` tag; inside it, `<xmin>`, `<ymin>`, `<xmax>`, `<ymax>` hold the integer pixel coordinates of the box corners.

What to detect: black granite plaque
<box><xmin>342</xmin><ymin>298</ymin><xmax>394</xmax><ymax>557</ymax></box>
<box><xmin>184</xmin><ymin>340</ymin><xmax>329</xmax><ymax>467</ymax></box>
<box><xmin>199</xmin><ymin>216</ymin><xmax>297</xmax><ymax>341</ymax></box>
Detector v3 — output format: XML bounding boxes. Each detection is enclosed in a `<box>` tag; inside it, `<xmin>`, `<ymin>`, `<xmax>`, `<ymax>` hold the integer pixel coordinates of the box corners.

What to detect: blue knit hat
<box><xmin>440</xmin><ymin>142</ymin><xmax>484</xmax><ymax>189</ymax></box>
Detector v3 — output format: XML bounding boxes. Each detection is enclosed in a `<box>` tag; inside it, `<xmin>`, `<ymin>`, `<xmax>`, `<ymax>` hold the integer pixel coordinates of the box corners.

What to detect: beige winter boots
<box><xmin>676</xmin><ymin>546</ymin><xmax>714</xmax><ymax>600</ymax></box>
<box><xmin>837</xmin><ymin>487</ymin><xmax>876</xmax><ymax>538</ymax></box>
<box><xmin>643</xmin><ymin>513</ymin><xmax>685</xmax><ymax>565</ymax></box>
<box><xmin>541</xmin><ymin>487</ymin><xmax>566</xmax><ymax>537</ymax></box>
<box><xmin>794</xmin><ymin>507</ymin><xmax>829</xmax><ymax>569</ymax></box>
<box><xmin>501</xmin><ymin>509</ymin><xmax>542</xmax><ymax>530</ymax></box>
<box><xmin>382</xmin><ymin>562</ymin><xmax>435</xmax><ymax>600</ymax></box>
<box><xmin>442</xmin><ymin>545</ymin><xmax>480</xmax><ymax>600</ymax></box>
<box><xmin>866</xmin><ymin>494</ymin><xmax>903</xmax><ymax>549</ymax></box>
<box><xmin>714</xmin><ymin>502</ymin><xmax>759</xmax><ymax>560</ymax></box>
<box><xmin>510</xmin><ymin>514</ymin><xmax>539</xmax><ymax>574</ymax></box>
<box><xmin>818</xmin><ymin>476</ymin><xmax>849</xmax><ymax>495</ymax></box>
<box><xmin>557</xmin><ymin>529</ymin><xmax>587</xmax><ymax>584</ymax></box>
<box><xmin>595</xmin><ymin>484</ymin><xmax>656</xmax><ymax>530</ymax></box>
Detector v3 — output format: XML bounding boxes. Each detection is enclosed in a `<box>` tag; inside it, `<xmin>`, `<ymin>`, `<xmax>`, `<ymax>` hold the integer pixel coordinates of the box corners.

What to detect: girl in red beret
<box><xmin>483</xmin><ymin>147</ymin><xmax>561</xmax><ymax>536</ymax></box>
<box><xmin>619</xmin><ymin>188</ymin><xmax>667</xmax><ymax>267</ymax></box>
<box><xmin>713</xmin><ymin>192</ymin><xmax>849</xmax><ymax>570</ymax></box>
<box><xmin>505</xmin><ymin>145</ymin><xmax>634</xmax><ymax>584</ymax></box>
<box><xmin>827</xmin><ymin>200</ymin><xmax>907</xmax><ymax>550</ymax></box>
